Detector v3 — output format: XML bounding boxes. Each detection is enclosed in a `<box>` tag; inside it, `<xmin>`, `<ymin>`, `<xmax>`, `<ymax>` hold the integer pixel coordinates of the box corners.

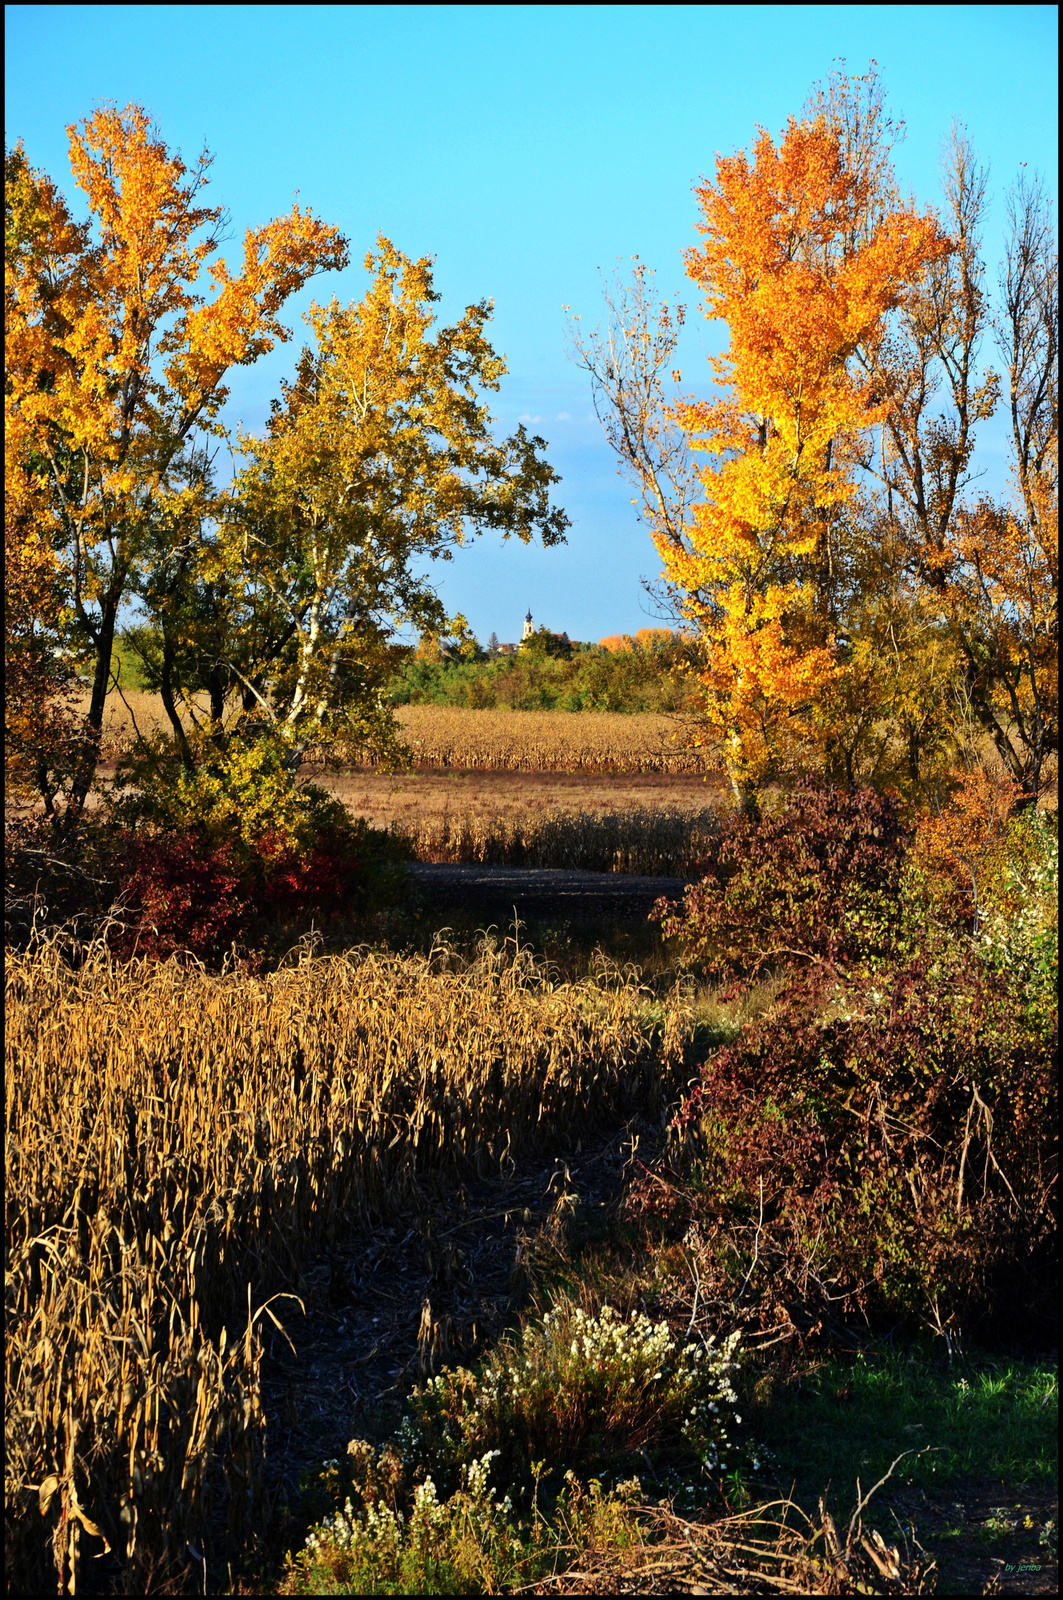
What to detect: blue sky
<box><xmin>6</xmin><ymin>4</ymin><xmax>1058</xmax><ymax>644</ymax></box>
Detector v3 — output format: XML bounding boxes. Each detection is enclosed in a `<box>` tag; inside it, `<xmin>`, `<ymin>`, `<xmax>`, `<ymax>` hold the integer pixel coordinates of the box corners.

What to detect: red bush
<box><xmin>109</xmin><ymin>815</ymin><xmax>393</xmax><ymax>962</ymax></box>
<box><xmin>256</xmin><ymin>827</ymin><xmax>366</xmax><ymax>919</ymax></box>
<box><xmin>654</xmin><ymin>780</ymin><xmax>907</xmax><ymax>977</ymax></box>
<box><xmin>112</xmin><ymin>832</ymin><xmax>254</xmax><ymax>962</ymax></box>
<box><xmin>661</xmin><ymin>948</ymin><xmax>1056</xmax><ymax>1344</ymax></box>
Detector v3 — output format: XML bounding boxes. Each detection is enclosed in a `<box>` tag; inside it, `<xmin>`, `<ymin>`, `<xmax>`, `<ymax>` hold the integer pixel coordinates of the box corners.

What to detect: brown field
<box><xmin>78</xmin><ymin>693</ymin><xmax>714</xmax><ymax>773</ymax></box>
<box><xmin>6</xmin><ymin>940</ymin><xmax>689</xmax><ymax>1593</ymax></box>
<box><xmin>319</xmin><ymin>765</ymin><xmax>722</xmax><ymax>828</ymax></box>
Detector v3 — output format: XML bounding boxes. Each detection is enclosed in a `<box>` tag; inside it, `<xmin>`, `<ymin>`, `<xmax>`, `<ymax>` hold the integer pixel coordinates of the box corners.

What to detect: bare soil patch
<box><xmin>256</xmin><ymin>1116</ymin><xmax>655</xmax><ymax>1560</ymax></box>
<box><xmin>879</xmin><ymin>1481</ymin><xmax>1058</xmax><ymax>1595</ymax></box>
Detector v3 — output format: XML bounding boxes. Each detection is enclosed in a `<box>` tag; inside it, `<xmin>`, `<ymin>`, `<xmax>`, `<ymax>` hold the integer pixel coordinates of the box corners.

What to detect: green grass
<box><xmin>750</xmin><ymin>1346</ymin><xmax>1058</xmax><ymax>1503</ymax></box>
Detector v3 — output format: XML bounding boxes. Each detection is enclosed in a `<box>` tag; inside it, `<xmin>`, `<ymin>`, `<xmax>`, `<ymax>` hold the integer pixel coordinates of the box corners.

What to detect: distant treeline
<box><xmin>107</xmin><ymin>627</ymin><xmax>700</xmax><ymax>716</ymax></box>
<box><xmin>385</xmin><ymin>627</ymin><xmax>698</xmax><ymax>713</ymax></box>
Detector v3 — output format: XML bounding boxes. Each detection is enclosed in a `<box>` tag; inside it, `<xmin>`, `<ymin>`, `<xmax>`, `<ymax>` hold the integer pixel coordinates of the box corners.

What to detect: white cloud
<box><xmin>556</xmin><ymin>410</ymin><xmax>571</xmax><ymax>421</ymax></box>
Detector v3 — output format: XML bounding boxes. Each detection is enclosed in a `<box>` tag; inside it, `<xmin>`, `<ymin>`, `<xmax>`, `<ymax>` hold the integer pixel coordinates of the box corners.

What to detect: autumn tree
<box><xmin>128</xmin><ymin>237</ymin><xmax>569</xmax><ymax>769</ymax></box>
<box><xmin>574</xmin><ymin>72</ymin><xmax>946</xmax><ymax>809</ymax></box>
<box><xmin>4</xmin><ymin>104</ymin><xmax>348</xmax><ymax>813</ymax></box>
<box><xmin>573</xmin><ymin>63</ymin><xmax>1056</xmax><ymax>812</ymax></box>
<box><xmin>855</xmin><ymin>144</ymin><xmax>1057</xmax><ymax>806</ymax></box>
<box><xmin>5</xmin><ymin>143</ymin><xmax>88</xmax><ymax>810</ymax></box>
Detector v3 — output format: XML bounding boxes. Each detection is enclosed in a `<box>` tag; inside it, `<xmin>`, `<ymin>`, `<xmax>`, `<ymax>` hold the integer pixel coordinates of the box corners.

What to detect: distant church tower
<box><xmin>522</xmin><ymin>608</ymin><xmax>534</xmax><ymax>641</ymax></box>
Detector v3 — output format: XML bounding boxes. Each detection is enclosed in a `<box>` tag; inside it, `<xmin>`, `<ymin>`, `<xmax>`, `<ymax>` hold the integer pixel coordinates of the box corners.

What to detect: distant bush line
<box><xmin>384</xmin><ymin>631</ymin><xmax>698</xmax><ymax>714</ymax></box>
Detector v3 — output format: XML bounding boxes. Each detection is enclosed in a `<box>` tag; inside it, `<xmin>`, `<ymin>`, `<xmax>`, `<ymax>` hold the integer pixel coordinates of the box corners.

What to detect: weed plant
<box><xmin>398</xmin><ymin>1304</ymin><xmax>749</xmax><ymax>1500</ymax></box>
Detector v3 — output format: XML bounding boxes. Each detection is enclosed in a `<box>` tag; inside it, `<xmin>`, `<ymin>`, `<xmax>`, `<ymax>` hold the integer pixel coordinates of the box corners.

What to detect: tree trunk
<box><xmin>159</xmin><ymin>633</ymin><xmax>195</xmax><ymax>772</ymax></box>
<box><xmin>729</xmin><ymin>773</ymin><xmax>761</xmax><ymax>820</ymax></box>
<box><xmin>70</xmin><ymin>599</ymin><xmax>119</xmax><ymax>811</ymax></box>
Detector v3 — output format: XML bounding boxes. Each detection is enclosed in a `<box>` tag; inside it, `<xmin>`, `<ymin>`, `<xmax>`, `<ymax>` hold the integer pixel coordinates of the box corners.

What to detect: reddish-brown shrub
<box><xmin>257</xmin><ymin>826</ymin><xmax>368</xmax><ymax>918</ymax></box>
<box><xmin>111</xmin><ymin>832</ymin><xmax>254</xmax><ymax>962</ymax></box>
<box><xmin>662</xmin><ymin>946</ymin><xmax>1056</xmax><ymax>1345</ymax></box>
<box><xmin>108</xmin><ymin>813</ymin><xmax>404</xmax><ymax>963</ymax></box>
<box><xmin>653</xmin><ymin>780</ymin><xmax>908</xmax><ymax>977</ymax></box>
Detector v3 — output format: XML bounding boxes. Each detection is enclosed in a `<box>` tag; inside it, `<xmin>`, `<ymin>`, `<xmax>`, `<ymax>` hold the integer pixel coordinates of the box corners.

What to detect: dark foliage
<box><xmin>256</xmin><ymin>824</ymin><xmax>374</xmax><ymax>919</ymax></box>
<box><xmin>637</xmin><ymin>783</ymin><xmax>1057</xmax><ymax>1347</ymax></box>
<box><xmin>106</xmin><ymin>815</ymin><xmax>410</xmax><ymax>963</ymax></box>
<box><xmin>636</xmin><ymin>944</ymin><xmax>1057</xmax><ymax>1347</ymax></box>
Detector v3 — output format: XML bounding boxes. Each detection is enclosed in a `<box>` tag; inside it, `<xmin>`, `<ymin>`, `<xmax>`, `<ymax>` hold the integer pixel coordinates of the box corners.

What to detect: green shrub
<box><xmin>384</xmin><ymin>638</ymin><xmax>695</xmax><ymax>713</ymax></box>
<box><xmin>283</xmin><ymin>1304</ymin><xmax>750</xmax><ymax>1593</ymax></box>
<box><xmin>291</xmin><ymin>1453</ymin><xmax>521</xmax><ymax>1595</ymax></box>
<box><xmin>112</xmin><ymin>729</ymin><xmax>347</xmax><ymax>857</ymax></box>
<box><xmin>399</xmin><ymin>1304</ymin><xmax>750</xmax><ymax>1498</ymax></box>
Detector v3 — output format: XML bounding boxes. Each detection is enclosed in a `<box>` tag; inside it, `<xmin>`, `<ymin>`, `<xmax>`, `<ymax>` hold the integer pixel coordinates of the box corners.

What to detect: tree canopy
<box><xmin>571</xmin><ymin>64</ymin><xmax>1057</xmax><ymax>811</ymax></box>
<box><xmin>6</xmin><ymin>110</ymin><xmax>568</xmax><ymax>808</ymax></box>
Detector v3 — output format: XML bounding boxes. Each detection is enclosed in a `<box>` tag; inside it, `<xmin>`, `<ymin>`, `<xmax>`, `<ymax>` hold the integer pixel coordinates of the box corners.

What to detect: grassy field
<box><xmin>80</xmin><ymin>694</ymin><xmax>727</xmax><ymax>874</ymax></box>
<box><xmin>319</xmin><ymin>765</ymin><xmax>721</xmax><ymax>829</ymax></box>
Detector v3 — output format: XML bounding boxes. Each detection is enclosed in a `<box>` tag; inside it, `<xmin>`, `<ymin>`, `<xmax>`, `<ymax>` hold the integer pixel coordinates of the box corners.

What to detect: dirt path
<box><xmin>255</xmin><ymin>1112</ymin><xmax>657</xmax><ymax>1557</ymax></box>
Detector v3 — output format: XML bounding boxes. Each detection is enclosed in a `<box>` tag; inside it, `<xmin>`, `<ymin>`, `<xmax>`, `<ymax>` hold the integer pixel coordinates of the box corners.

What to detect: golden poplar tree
<box><xmin>5</xmin><ymin>143</ymin><xmax>88</xmax><ymax>807</ymax></box>
<box><xmin>132</xmin><ymin>237</ymin><xmax>568</xmax><ymax>771</ymax></box>
<box><xmin>670</xmin><ymin>99</ymin><xmax>949</xmax><ymax>807</ymax></box>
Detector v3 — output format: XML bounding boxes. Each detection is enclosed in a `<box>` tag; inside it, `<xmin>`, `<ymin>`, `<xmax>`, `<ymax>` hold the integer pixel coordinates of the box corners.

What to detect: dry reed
<box><xmin>400</xmin><ymin>806</ymin><xmax>720</xmax><ymax>876</ymax></box>
<box><xmin>6</xmin><ymin>938</ymin><xmax>689</xmax><ymax>1593</ymax></box>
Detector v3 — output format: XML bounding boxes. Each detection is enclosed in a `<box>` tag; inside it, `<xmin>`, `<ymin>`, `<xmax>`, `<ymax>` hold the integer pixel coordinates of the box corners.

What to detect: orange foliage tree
<box><xmin>857</xmin><ymin>146</ymin><xmax>1057</xmax><ymax>807</ymax></box>
<box><xmin>598</xmin><ymin>628</ymin><xmax>680</xmax><ymax>652</ymax></box>
<box><xmin>669</xmin><ymin>85</ymin><xmax>948</xmax><ymax>808</ymax></box>
<box><xmin>5</xmin><ymin>105</ymin><xmax>348</xmax><ymax>812</ymax></box>
<box><xmin>572</xmin><ymin>64</ymin><xmax>1056</xmax><ymax>813</ymax></box>
<box><xmin>5</xmin><ymin>143</ymin><xmax>88</xmax><ymax>810</ymax></box>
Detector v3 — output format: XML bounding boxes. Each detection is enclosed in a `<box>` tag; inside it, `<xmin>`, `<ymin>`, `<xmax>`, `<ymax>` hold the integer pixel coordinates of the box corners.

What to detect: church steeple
<box><xmin>522</xmin><ymin>608</ymin><xmax>534</xmax><ymax>640</ymax></box>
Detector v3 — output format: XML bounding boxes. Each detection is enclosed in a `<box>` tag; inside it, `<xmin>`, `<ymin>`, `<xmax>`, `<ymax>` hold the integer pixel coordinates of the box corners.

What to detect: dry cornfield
<box><xmin>73</xmin><ymin>689</ymin><xmax>197</xmax><ymax>759</ymax></box>
<box><xmin>392</xmin><ymin>705</ymin><xmax>711</xmax><ymax>772</ymax></box>
<box><xmin>5</xmin><ymin>938</ymin><xmax>690</xmax><ymax>1593</ymax></box>
<box><xmin>398</xmin><ymin>806</ymin><xmax>721</xmax><ymax>875</ymax></box>
<box><xmin>78</xmin><ymin>693</ymin><xmax>713</xmax><ymax>773</ymax></box>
